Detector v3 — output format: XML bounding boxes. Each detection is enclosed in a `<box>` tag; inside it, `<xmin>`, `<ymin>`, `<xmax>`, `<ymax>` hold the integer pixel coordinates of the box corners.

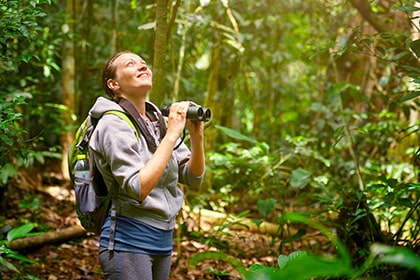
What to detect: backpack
<box><xmin>68</xmin><ymin>110</ymin><xmax>138</xmax><ymax>234</ymax></box>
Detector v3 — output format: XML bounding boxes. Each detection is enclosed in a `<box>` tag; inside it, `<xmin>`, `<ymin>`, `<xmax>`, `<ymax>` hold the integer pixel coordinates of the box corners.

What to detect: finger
<box><xmin>171</xmin><ymin>101</ymin><xmax>190</xmax><ymax>116</ymax></box>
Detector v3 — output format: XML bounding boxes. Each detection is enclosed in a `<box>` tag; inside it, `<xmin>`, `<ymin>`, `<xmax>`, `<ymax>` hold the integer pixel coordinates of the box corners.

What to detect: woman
<box><xmin>89</xmin><ymin>51</ymin><xmax>205</xmax><ymax>279</ymax></box>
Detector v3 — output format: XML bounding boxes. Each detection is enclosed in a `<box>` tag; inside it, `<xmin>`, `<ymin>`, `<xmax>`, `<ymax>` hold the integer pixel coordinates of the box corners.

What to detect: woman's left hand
<box><xmin>185</xmin><ymin>101</ymin><xmax>205</xmax><ymax>140</ymax></box>
<box><xmin>186</xmin><ymin>119</ymin><xmax>204</xmax><ymax>140</ymax></box>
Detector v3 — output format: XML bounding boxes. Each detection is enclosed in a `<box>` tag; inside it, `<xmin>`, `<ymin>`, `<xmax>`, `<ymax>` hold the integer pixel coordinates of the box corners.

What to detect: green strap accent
<box><xmin>103</xmin><ymin>110</ymin><xmax>139</xmax><ymax>139</ymax></box>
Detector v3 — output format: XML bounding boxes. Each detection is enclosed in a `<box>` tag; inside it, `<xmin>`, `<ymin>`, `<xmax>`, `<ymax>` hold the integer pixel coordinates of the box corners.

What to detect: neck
<box><xmin>121</xmin><ymin>96</ymin><xmax>147</xmax><ymax>117</ymax></box>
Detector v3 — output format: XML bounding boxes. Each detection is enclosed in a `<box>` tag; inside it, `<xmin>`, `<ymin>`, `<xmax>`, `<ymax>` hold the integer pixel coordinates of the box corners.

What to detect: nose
<box><xmin>138</xmin><ymin>63</ymin><xmax>147</xmax><ymax>71</ymax></box>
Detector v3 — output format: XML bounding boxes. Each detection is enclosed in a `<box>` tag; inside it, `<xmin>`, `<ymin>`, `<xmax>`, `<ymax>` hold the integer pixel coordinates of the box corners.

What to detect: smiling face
<box><xmin>106</xmin><ymin>52</ymin><xmax>153</xmax><ymax>99</ymax></box>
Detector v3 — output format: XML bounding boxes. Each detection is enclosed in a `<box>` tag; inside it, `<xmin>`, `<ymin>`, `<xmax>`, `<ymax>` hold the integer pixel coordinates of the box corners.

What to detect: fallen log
<box><xmin>7</xmin><ymin>225</ymin><xmax>87</xmax><ymax>250</ymax></box>
<box><xmin>185</xmin><ymin>207</ymin><xmax>295</xmax><ymax>237</ymax></box>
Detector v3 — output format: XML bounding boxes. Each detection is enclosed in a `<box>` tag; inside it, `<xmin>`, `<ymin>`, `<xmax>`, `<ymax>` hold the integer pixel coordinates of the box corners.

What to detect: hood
<box><xmin>89</xmin><ymin>96</ymin><xmax>124</xmax><ymax>119</ymax></box>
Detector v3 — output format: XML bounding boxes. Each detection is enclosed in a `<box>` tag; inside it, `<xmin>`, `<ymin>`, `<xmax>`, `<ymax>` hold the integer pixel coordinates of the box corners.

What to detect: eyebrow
<box><xmin>124</xmin><ymin>57</ymin><xmax>146</xmax><ymax>65</ymax></box>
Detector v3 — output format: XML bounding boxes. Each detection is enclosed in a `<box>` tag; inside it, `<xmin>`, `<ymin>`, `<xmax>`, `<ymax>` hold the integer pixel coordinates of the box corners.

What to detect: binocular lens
<box><xmin>161</xmin><ymin>105</ymin><xmax>211</xmax><ymax>122</ymax></box>
<box><xmin>193</xmin><ymin>107</ymin><xmax>211</xmax><ymax>122</ymax></box>
<box><xmin>202</xmin><ymin>108</ymin><xmax>211</xmax><ymax>122</ymax></box>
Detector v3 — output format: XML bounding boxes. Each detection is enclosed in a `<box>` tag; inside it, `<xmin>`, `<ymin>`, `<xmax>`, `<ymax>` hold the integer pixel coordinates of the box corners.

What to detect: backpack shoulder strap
<box><xmin>145</xmin><ymin>101</ymin><xmax>167</xmax><ymax>140</ymax></box>
<box><xmin>117</xmin><ymin>98</ymin><xmax>159</xmax><ymax>152</ymax></box>
<box><xmin>103</xmin><ymin>110</ymin><xmax>139</xmax><ymax>140</ymax></box>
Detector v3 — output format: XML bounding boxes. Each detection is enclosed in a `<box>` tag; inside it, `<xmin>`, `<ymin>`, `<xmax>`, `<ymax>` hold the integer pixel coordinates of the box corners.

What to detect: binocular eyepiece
<box><xmin>161</xmin><ymin>104</ymin><xmax>211</xmax><ymax>122</ymax></box>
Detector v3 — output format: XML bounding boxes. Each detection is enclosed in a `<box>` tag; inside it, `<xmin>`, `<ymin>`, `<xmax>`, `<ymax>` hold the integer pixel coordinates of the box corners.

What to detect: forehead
<box><xmin>112</xmin><ymin>53</ymin><xmax>143</xmax><ymax>66</ymax></box>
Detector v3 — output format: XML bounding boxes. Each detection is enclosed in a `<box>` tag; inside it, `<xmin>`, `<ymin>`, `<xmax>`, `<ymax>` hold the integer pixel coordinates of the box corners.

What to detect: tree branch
<box><xmin>348</xmin><ymin>0</ymin><xmax>386</xmax><ymax>33</ymax></box>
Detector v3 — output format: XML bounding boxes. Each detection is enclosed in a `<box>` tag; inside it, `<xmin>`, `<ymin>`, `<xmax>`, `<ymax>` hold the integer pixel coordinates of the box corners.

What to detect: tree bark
<box><xmin>151</xmin><ymin>0</ymin><xmax>169</xmax><ymax>106</ymax></box>
<box><xmin>348</xmin><ymin>0</ymin><xmax>386</xmax><ymax>33</ymax></box>
<box><xmin>61</xmin><ymin>0</ymin><xmax>77</xmax><ymax>181</ymax></box>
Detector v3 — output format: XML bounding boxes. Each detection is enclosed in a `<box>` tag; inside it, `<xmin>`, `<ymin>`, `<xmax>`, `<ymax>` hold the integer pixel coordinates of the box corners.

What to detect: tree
<box><xmin>61</xmin><ymin>0</ymin><xmax>78</xmax><ymax>180</ymax></box>
<box><xmin>151</xmin><ymin>0</ymin><xmax>170</xmax><ymax>106</ymax></box>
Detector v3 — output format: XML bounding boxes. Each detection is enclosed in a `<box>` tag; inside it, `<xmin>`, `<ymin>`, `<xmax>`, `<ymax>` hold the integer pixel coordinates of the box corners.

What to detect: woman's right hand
<box><xmin>165</xmin><ymin>101</ymin><xmax>190</xmax><ymax>141</ymax></box>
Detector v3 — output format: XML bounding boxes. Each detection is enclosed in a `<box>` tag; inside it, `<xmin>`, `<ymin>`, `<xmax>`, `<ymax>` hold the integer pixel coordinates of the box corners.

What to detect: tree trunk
<box><xmin>78</xmin><ymin>0</ymin><xmax>94</xmax><ymax>117</ymax></box>
<box><xmin>110</xmin><ymin>0</ymin><xmax>118</xmax><ymax>53</ymax></box>
<box><xmin>151</xmin><ymin>0</ymin><xmax>169</xmax><ymax>106</ymax></box>
<box><xmin>204</xmin><ymin>42</ymin><xmax>221</xmax><ymax>152</ymax></box>
<box><xmin>171</xmin><ymin>0</ymin><xmax>187</xmax><ymax>103</ymax></box>
<box><xmin>61</xmin><ymin>0</ymin><xmax>77</xmax><ymax>181</ymax></box>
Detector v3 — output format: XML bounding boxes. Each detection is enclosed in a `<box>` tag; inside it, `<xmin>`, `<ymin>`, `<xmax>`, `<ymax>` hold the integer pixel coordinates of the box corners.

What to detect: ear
<box><xmin>107</xmin><ymin>79</ymin><xmax>120</xmax><ymax>91</ymax></box>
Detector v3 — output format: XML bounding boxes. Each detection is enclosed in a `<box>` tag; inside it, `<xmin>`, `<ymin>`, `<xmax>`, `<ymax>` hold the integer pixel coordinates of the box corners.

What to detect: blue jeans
<box><xmin>99</xmin><ymin>247</ymin><xmax>172</xmax><ymax>280</ymax></box>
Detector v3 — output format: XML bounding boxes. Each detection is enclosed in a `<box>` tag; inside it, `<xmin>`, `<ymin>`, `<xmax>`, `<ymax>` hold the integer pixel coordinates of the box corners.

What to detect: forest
<box><xmin>0</xmin><ymin>0</ymin><xmax>419</xmax><ymax>279</ymax></box>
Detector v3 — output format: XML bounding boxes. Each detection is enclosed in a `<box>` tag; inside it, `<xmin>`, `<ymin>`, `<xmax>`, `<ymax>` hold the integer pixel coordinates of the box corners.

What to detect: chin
<box><xmin>139</xmin><ymin>85</ymin><xmax>152</xmax><ymax>93</ymax></box>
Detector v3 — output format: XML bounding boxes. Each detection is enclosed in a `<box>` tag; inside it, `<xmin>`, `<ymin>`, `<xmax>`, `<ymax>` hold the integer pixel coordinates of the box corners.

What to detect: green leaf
<box><xmin>7</xmin><ymin>223</ymin><xmax>35</xmax><ymax>242</ymax></box>
<box><xmin>371</xmin><ymin>244</ymin><xmax>420</xmax><ymax>272</ymax></box>
<box><xmin>290</xmin><ymin>168</ymin><xmax>311</xmax><ymax>189</ymax></box>
<box><xmin>0</xmin><ymin>163</ymin><xmax>18</xmax><ymax>185</ymax></box>
<box><xmin>280</xmin><ymin>213</ymin><xmax>352</xmax><ymax>267</ymax></box>
<box><xmin>0</xmin><ymin>245</ymin><xmax>37</xmax><ymax>264</ymax></box>
<box><xmin>394</xmin><ymin>5</ymin><xmax>420</xmax><ymax>12</ymax></box>
<box><xmin>189</xmin><ymin>251</ymin><xmax>248</xmax><ymax>277</ymax></box>
<box><xmin>399</xmin><ymin>91</ymin><xmax>420</xmax><ymax>103</ymax></box>
<box><xmin>288</xmin><ymin>250</ymin><xmax>308</xmax><ymax>261</ymax></box>
<box><xmin>410</xmin><ymin>39</ymin><xmax>420</xmax><ymax>58</ymax></box>
<box><xmin>34</xmin><ymin>152</ymin><xmax>45</xmax><ymax>164</ymax></box>
<box><xmin>22</xmin><ymin>54</ymin><xmax>33</xmax><ymax>63</ymax></box>
<box><xmin>257</xmin><ymin>198</ymin><xmax>277</xmax><ymax>218</ymax></box>
<box><xmin>252</xmin><ymin>219</ymin><xmax>264</xmax><ymax>228</ymax></box>
<box><xmin>277</xmin><ymin>254</ymin><xmax>289</xmax><ymax>269</ymax></box>
<box><xmin>274</xmin><ymin>254</ymin><xmax>354</xmax><ymax>279</ymax></box>
<box><xmin>0</xmin><ymin>255</ymin><xmax>19</xmax><ymax>273</ymax></box>
<box><xmin>278</xmin><ymin>251</ymin><xmax>309</xmax><ymax>269</ymax></box>
<box><xmin>215</xmin><ymin>125</ymin><xmax>258</xmax><ymax>144</ymax></box>
<box><xmin>248</xmin><ymin>263</ymin><xmax>276</xmax><ymax>273</ymax></box>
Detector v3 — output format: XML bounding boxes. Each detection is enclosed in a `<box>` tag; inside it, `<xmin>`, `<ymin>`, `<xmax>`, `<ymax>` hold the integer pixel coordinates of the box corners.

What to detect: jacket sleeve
<box><xmin>174</xmin><ymin>141</ymin><xmax>204</xmax><ymax>188</ymax></box>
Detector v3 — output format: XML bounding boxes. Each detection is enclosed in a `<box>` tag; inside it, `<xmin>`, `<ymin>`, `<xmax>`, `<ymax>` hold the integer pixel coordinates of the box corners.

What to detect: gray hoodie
<box><xmin>89</xmin><ymin>97</ymin><xmax>203</xmax><ymax>231</ymax></box>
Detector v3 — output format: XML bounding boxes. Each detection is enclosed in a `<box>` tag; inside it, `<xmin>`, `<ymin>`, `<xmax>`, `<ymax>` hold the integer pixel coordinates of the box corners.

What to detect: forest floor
<box><xmin>1</xmin><ymin>180</ymin><xmax>333</xmax><ymax>280</ymax></box>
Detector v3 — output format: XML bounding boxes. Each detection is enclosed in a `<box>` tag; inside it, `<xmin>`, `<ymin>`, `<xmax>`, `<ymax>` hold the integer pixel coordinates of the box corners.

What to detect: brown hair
<box><xmin>102</xmin><ymin>50</ymin><xmax>134</xmax><ymax>101</ymax></box>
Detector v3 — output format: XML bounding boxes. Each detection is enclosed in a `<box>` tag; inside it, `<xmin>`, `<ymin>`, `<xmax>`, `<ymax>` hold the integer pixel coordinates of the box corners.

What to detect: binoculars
<box><xmin>161</xmin><ymin>104</ymin><xmax>211</xmax><ymax>122</ymax></box>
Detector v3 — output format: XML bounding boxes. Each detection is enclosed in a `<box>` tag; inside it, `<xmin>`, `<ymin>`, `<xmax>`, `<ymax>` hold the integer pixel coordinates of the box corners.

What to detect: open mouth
<box><xmin>137</xmin><ymin>73</ymin><xmax>149</xmax><ymax>79</ymax></box>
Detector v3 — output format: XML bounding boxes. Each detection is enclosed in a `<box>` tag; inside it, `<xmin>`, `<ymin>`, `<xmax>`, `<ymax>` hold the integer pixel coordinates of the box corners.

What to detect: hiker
<box><xmin>90</xmin><ymin>51</ymin><xmax>205</xmax><ymax>279</ymax></box>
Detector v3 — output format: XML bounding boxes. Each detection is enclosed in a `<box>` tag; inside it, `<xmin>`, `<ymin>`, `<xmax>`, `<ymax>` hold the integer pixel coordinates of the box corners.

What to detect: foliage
<box><xmin>0</xmin><ymin>224</ymin><xmax>39</xmax><ymax>277</ymax></box>
<box><xmin>0</xmin><ymin>94</ymin><xmax>62</xmax><ymax>206</ymax></box>
<box><xmin>0</xmin><ymin>0</ymin><xmax>64</xmax><ymax>184</ymax></box>
<box><xmin>189</xmin><ymin>213</ymin><xmax>420</xmax><ymax>279</ymax></box>
<box><xmin>367</xmin><ymin>177</ymin><xmax>420</xmax><ymax>243</ymax></box>
<box><xmin>202</xmin><ymin>98</ymin><xmax>418</xmax><ymax>270</ymax></box>
<box><xmin>0</xmin><ymin>96</ymin><xmax>28</xmax><ymax>187</ymax></box>
<box><xmin>0</xmin><ymin>0</ymin><xmax>63</xmax><ymax>153</ymax></box>
<box><xmin>203</xmin><ymin>125</ymin><xmax>291</xmax><ymax>211</ymax></box>
<box><xmin>0</xmin><ymin>0</ymin><xmax>61</xmax><ymax>89</ymax></box>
